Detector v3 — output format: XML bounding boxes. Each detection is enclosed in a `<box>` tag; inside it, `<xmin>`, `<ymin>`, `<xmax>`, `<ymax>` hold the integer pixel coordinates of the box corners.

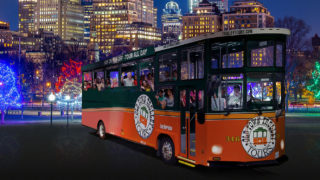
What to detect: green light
<box><xmin>307</xmin><ymin>61</ymin><xmax>320</xmax><ymax>99</ymax></box>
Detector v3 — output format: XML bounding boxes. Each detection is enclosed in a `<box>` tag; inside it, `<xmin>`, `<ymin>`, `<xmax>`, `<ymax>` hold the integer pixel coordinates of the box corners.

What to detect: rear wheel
<box><xmin>97</xmin><ymin>122</ymin><xmax>106</xmax><ymax>139</ymax></box>
<box><xmin>160</xmin><ymin>137</ymin><xmax>176</xmax><ymax>164</ymax></box>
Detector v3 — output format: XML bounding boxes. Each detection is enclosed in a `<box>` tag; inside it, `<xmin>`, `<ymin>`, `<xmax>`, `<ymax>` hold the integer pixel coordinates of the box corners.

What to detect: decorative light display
<box><xmin>0</xmin><ymin>63</ymin><xmax>22</xmax><ymax>111</ymax></box>
<box><xmin>307</xmin><ymin>61</ymin><xmax>320</xmax><ymax>99</ymax></box>
<box><xmin>56</xmin><ymin>79</ymin><xmax>82</xmax><ymax>111</ymax></box>
<box><xmin>55</xmin><ymin>59</ymin><xmax>82</xmax><ymax>92</ymax></box>
<box><xmin>55</xmin><ymin>59</ymin><xmax>82</xmax><ymax>111</ymax></box>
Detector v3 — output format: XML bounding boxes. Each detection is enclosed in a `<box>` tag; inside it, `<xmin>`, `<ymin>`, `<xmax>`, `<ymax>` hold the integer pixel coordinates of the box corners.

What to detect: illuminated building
<box><xmin>161</xmin><ymin>1</ymin><xmax>182</xmax><ymax>44</ymax></box>
<box><xmin>113</xmin><ymin>22</ymin><xmax>161</xmax><ymax>54</ymax></box>
<box><xmin>82</xmin><ymin>0</ymin><xmax>93</xmax><ymax>43</ymax></box>
<box><xmin>223</xmin><ymin>0</ymin><xmax>274</xmax><ymax>31</ymax></box>
<box><xmin>183</xmin><ymin>0</ymin><xmax>221</xmax><ymax>40</ymax></box>
<box><xmin>91</xmin><ymin>0</ymin><xmax>158</xmax><ymax>54</ymax></box>
<box><xmin>189</xmin><ymin>0</ymin><xmax>228</xmax><ymax>13</ymax></box>
<box><xmin>19</xmin><ymin>0</ymin><xmax>37</xmax><ymax>34</ymax></box>
<box><xmin>0</xmin><ymin>21</ymin><xmax>13</xmax><ymax>56</ymax></box>
<box><xmin>0</xmin><ymin>21</ymin><xmax>10</xmax><ymax>30</ymax></box>
<box><xmin>35</xmin><ymin>0</ymin><xmax>85</xmax><ymax>43</ymax></box>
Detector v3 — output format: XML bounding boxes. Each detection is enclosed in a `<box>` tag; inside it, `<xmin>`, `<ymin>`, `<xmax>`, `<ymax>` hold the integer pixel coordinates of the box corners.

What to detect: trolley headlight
<box><xmin>211</xmin><ymin>145</ymin><xmax>223</xmax><ymax>155</ymax></box>
<box><xmin>280</xmin><ymin>139</ymin><xmax>285</xmax><ymax>150</ymax></box>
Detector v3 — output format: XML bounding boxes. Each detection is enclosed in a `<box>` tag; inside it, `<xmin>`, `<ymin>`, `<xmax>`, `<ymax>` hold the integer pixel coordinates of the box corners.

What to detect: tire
<box><xmin>160</xmin><ymin>137</ymin><xmax>176</xmax><ymax>164</ymax></box>
<box><xmin>97</xmin><ymin>122</ymin><xmax>106</xmax><ymax>139</ymax></box>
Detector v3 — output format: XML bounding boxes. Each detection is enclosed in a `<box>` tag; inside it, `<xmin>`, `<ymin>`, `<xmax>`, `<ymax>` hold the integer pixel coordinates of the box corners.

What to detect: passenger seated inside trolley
<box><xmin>121</xmin><ymin>71</ymin><xmax>135</xmax><ymax>87</ymax></box>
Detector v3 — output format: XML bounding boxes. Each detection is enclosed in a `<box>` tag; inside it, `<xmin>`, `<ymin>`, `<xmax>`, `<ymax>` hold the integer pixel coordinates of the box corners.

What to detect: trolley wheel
<box><xmin>97</xmin><ymin>121</ymin><xmax>106</xmax><ymax>139</ymax></box>
<box><xmin>160</xmin><ymin>137</ymin><xmax>176</xmax><ymax>164</ymax></box>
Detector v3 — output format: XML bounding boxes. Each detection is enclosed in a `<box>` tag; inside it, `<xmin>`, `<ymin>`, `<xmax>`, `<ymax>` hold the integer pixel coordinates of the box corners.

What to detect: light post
<box><xmin>65</xmin><ymin>95</ymin><xmax>71</xmax><ymax>128</ymax></box>
<box><xmin>48</xmin><ymin>93</ymin><xmax>56</xmax><ymax>126</ymax></box>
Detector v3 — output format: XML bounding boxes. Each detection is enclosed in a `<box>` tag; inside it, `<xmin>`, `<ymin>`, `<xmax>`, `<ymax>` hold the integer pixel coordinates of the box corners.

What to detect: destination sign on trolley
<box><xmin>104</xmin><ymin>47</ymin><xmax>155</xmax><ymax>66</ymax></box>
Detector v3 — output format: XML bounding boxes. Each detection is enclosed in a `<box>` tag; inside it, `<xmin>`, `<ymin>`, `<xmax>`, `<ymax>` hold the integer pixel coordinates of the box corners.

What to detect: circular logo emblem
<box><xmin>134</xmin><ymin>95</ymin><xmax>155</xmax><ymax>139</ymax></box>
<box><xmin>241</xmin><ymin>116</ymin><xmax>276</xmax><ymax>159</ymax></box>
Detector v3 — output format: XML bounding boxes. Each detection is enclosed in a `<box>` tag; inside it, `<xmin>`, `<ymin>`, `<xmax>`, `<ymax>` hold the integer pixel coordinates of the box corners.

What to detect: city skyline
<box><xmin>0</xmin><ymin>0</ymin><xmax>319</xmax><ymax>37</ymax></box>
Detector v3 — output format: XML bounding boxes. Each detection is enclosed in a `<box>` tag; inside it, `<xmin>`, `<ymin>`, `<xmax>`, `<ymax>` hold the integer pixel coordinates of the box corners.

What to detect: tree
<box><xmin>307</xmin><ymin>61</ymin><xmax>320</xmax><ymax>99</ymax></box>
<box><xmin>275</xmin><ymin>16</ymin><xmax>312</xmax><ymax>110</ymax></box>
<box><xmin>0</xmin><ymin>63</ymin><xmax>21</xmax><ymax>124</ymax></box>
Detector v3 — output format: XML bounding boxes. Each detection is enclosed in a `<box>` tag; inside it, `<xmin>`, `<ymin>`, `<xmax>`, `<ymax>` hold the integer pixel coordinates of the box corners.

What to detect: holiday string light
<box><xmin>0</xmin><ymin>63</ymin><xmax>21</xmax><ymax>111</ymax></box>
<box><xmin>307</xmin><ymin>61</ymin><xmax>320</xmax><ymax>99</ymax></box>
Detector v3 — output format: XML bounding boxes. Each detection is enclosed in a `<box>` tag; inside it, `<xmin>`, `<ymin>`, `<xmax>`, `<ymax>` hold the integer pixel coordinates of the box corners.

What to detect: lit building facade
<box><xmin>189</xmin><ymin>0</ymin><xmax>228</xmax><ymax>13</ymax></box>
<box><xmin>183</xmin><ymin>0</ymin><xmax>221</xmax><ymax>40</ymax></box>
<box><xmin>222</xmin><ymin>0</ymin><xmax>274</xmax><ymax>31</ymax></box>
<box><xmin>19</xmin><ymin>0</ymin><xmax>37</xmax><ymax>34</ymax></box>
<box><xmin>91</xmin><ymin>0</ymin><xmax>158</xmax><ymax>54</ymax></box>
<box><xmin>161</xmin><ymin>1</ymin><xmax>182</xmax><ymax>44</ymax></box>
<box><xmin>35</xmin><ymin>0</ymin><xmax>85</xmax><ymax>43</ymax></box>
<box><xmin>0</xmin><ymin>21</ymin><xmax>13</xmax><ymax>56</ymax></box>
<box><xmin>0</xmin><ymin>21</ymin><xmax>10</xmax><ymax>30</ymax></box>
<box><xmin>82</xmin><ymin>0</ymin><xmax>93</xmax><ymax>43</ymax></box>
<box><xmin>113</xmin><ymin>22</ymin><xmax>161</xmax><ymax>54</ymax></box>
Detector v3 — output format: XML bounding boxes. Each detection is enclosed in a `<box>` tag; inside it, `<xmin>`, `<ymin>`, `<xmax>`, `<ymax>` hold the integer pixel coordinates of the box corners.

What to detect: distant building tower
<box><xmin>82</xmin><ymin>0</ymin><xmax>93</xmax><ymax>43</ymax></box>
<box><xmin>223</xmin><ymin>0</ymin><xmax>274</xmax><ymax>31</ymax></box>
<box><xmin>34</xmin><ymin>0</ymin><xmax>85</xmax><ymax>44</ymax></box>
<box><xmin>183</xmin><ymin>0</ymin><xmax>221</xmax><ymax>40</ymax></box>
<box><xmin>19</xmin><ymin>0</ymin><xmax>37</xmax><ymax>34</ymax></box>
<box><xmin>189</xmin><ymin>0</ymin><xmax>228</xmax><ymax>13</ymax></box>
<box><xmin>162</xmin><ymin>1</ymin><xmax>183</xmax><ymax>44</ymax></box>
<box><xmin>91</xmin><ymin>0</ymin><xmax>158</xmax><ymax>55</ymax></box>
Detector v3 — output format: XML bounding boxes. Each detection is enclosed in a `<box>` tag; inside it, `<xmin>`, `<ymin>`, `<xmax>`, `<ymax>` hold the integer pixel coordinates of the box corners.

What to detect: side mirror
<box><xmin>197</xmin><ymin>112</ymin><xmax>205</xmax><ymax>124</ymax></box>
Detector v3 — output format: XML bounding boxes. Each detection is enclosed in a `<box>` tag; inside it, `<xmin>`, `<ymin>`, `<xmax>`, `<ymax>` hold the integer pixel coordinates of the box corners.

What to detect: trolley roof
<box><xmin>82</xmin><ymin>28</ymin><xmax>290</xmax><ymax>72</ymax></box>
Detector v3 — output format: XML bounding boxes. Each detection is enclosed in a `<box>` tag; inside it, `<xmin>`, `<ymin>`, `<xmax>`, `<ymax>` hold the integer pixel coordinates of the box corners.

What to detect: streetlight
<box><xmin>48</xmin><ymin>93</ymin><xmax>56</xmax><ymax>126</ymax></box>
<box><xmin>65</xmin><ymin>95</ymin><xmax>71</xmax><ymax>128</ymax></box>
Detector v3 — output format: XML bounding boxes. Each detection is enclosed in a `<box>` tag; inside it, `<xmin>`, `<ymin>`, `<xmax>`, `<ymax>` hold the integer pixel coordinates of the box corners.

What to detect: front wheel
<box><xmin>97</xmin><ymin>122</ymin><xmax>106</xmax><ymax>139</ymax></box>
<box><xmin>160</xmin><ymin>137</ymin><xmax>176</xmax><ymax>164</ymax></box>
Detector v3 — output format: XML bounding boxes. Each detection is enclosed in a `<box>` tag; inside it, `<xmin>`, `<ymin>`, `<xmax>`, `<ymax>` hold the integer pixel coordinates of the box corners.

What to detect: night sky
<box><xmin>0</xmin><ymin>0</ymin><xmax>319</xmax><ymax>37</ymax></box>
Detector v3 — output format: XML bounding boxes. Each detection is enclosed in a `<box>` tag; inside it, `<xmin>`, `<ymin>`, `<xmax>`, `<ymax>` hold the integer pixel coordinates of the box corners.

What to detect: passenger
<box><xmin>228</xmin><ymin>85</ymin><xmax>242</xmax><ymax>108</ymax></box>
<box><xmin>97</xmin><ymin>78</ymin><xmax>105</xmax><ymax>91</ymax></box>
<box><xmin>180</xmin><ymin>90</ymin><xmax>186</xmax><ymax>108</ymax></box>
<box><xmin>155</xmin><ymin>90</ymin><xmax>166</xmax><ymax>109</ymax></box>
<box><xmin>141</xmin><ymin>80</ymin><xmax>151</xmax><ymax>92</ymax></box>
<box><xmin>147</xmin><ymin>73</ymin><xmax>154</xmax><ymax>91</ymax></box>
<box><xmin>165</xmin><ymin>71</ymin><xmax>170</xmax><ymax>81</ymax></box>
<box><xmin>173</xmin><ymin>70</ymin><xmax>178</xmax><ymax>81</ymax></box>
<box><xmin>133</xmin><ymin>74</ymin><xmax>137</xmax><ymax>86</ymax></box>
<box><xmin>121</xmin><ymin>72</ymin><xmax>134</xmax><ymax>87</ymax></box>
<box><xmin>165</xmin><ymin>89</ymin><xmax>174</xmax><ymax>108</ymax></box>
<box><xmin>111</xmin><ymin>77</ymin><xmax>118</xmax><ymax>88</ymax></box>
<box><xmin>106</xmin><ymin>78</ymin><xmax>111</xmax><ymax>88</ymax></box>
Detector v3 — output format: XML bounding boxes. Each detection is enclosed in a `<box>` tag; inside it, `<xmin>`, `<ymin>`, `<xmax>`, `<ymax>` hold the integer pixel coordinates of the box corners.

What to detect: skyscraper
<box><xmin>35</xmin><ymin>0</ymin><xmax>85</xmax><ymax>43</ymax></box>
<box><xmin>161</xmin><ymin>1</ymin><xmax>182</xmax><ymax>44</ymax></box>
<box><xmin>91</xmin><ymin>0</ymin><xmax>158</xmax><ymax>54</ymax></box>
<box><xmin>82</xmin><ymin>0</ymin><xmax>93</xmax><ymax>43</ymax></box>
<box><xmin>189</xmin><ymin>0</ymin><xmax>228</xmax><ymax>13</ymax></box>
<box><xmin>183</xmin><ymin>0</ymin><xmax>221</xmax><ymax>40</ymax></box>
<box><xmin>19</xmin><ymin>0</ymin><xmax>37</xmax><ymax>34</ymax></box>
<box><xmin>223</xmin><ymin>0</ymin><xmax>274</xmax><ymax>31</ymax></box>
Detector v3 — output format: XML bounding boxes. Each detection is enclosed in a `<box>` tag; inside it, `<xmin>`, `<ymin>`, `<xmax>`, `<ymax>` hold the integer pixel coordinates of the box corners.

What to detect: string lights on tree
<box><xmin>307</xmin><ymin>61</ymin><xmax>320</xmax><ymax>99</ymax></box>
<box><xmin>0</xmin><ymin>63</ymin><xmax>22</xmax><ymax>124</ymax></box>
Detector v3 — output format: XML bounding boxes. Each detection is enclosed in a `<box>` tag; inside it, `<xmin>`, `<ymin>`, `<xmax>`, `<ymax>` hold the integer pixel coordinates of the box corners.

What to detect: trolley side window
<box><xmin>212</xmin><ymin>41</ymin><xmax>245</xmax><ymax>69</ymax></box>
<box><xmin>248</xmin><ymin>40</ymin><xmax>274</xmax><ymax>67</ymax></box>
<box><xmin>159</xmin><ymin>52</ymin><xmax>178</xmax><ymax>82</ymax></box>
<box><xmin>140</xmin><ymin>58</ymin><xmax>154</xmax><ymax>92</ymax></box>
<box><xmin>121</xmin><ymin>62</ymin><xmax>137</xmax><ymax>87</ymax></box>
<box><xmin>208</xmin><ymin>74</ymin><xmax>244</xmax><ymax>111</ymax></box>
<box><xmin>181</xmin><ymin>45</ymin><xmax>204</xmax><ymax>80</ymax></box>
<box><xmin>83</xmin><ymin>72</ymin><xmax>93</xmax><ymax>91</ymax></box>
<box><xmin>93</xmin><ymin>70</ymin><xmax>105</xmax><ymax>91</ymax></box>
<box><xmin>155</xmin><ymin>87</ymin><xmax>175</xmax><ymax>110</ymax></box>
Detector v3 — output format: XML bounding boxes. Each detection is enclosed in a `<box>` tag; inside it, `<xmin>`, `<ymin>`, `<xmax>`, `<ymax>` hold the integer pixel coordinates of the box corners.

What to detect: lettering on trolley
<box><xmin>241</xmin><ymin>116</ymin><xmax>276</xmax><ymax>159</ymax></box>
<box><xmin>134</xmin><ymin>95</ymin><xmax>155</xmax><ymax>139</ymax></box>
<box><xmin>160</xmin><ymin>124</ymin><xmax>173</xmax><ymax>131</ymax></box>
